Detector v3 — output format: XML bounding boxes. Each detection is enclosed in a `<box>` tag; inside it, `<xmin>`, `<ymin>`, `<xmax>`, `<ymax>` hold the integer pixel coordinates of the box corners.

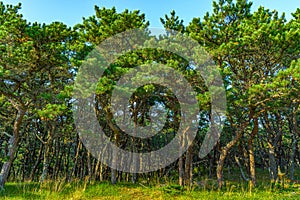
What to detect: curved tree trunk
<box><xmin>217</xmin><ymin>109</ymin><xmax>254</xmax><ymax>189</ymax></box>
<box><xmin>217</xmin><ymin>130</ymin><xmax>242</xmax><ymax>189</ymax></box>
<box><xmin>216</xmin><ymin>119</ymin><xmax>252</xmax><ymax>189</ymax></box>
<box><xmin>0</xmin><ymin>108</ymin><xmax>25</xmax><ymax>189</ymax></box>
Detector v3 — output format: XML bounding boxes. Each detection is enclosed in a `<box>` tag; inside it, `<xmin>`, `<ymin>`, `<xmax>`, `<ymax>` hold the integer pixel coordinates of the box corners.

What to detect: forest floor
<box><xmin>1</xmin><ymin>180</ymin><xmax>300</xmax><ymax>200</ymax></box>
<box><xmin>1</xmin><ymin>169</ymin><xmax>300</xmax><ymax>199</ymax></box>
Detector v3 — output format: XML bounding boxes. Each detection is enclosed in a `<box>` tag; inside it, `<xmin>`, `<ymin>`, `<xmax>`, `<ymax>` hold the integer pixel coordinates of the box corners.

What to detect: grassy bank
<box><xmin>0</xmin><ymin>179</ymin><xmax>299</xmax><ymax>200</ymax></box>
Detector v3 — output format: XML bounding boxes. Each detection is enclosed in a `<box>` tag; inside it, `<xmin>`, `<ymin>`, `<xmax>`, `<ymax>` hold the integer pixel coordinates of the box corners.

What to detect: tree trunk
<box><xmin>290</xmin><ymin>133</ymin><xmax>298</xmax><ymax>181</ymax></box>
<box><xmin>217</xmin><ymin>130</ymin><xmax>243</xmax><ymax>189</ymax></box>
<box><xmin>0</xmin><ymin>108</ymin><xmax>25</xmax><ymax>189</ymax></box>
<box><xmin>234</xmin><ymin>155</ymin><xmax>249</xmax><ymax>181</ymax></box>
<box><xmin>248</xmin><ymin>117</ymin><xmax>258</xmax><ymax>187</ymax></box>
<box><xmin>87</xmin><ymin>152</ymin><xmax>92</xmax><ymax>180</ymax></box>
<box><xmin>111</xmin><ymin>150</ymin><xmax>117</xmax><ymax>184</ymax></box>
<box><xmin>40</xmin><ymin>142</ymin><xmax>51</xmax><ymax>182</ymax></box>
<box><xmin>131</xmin><ymin>117</ymin><xmax>138</xmax><ymax>184</ymax></box>
<box><xmin>178</xmin><ymin>133</ymin><xmax>184</xmax><ymax>186</ymax></box>
<box><xmin>268</xmin><ymin>142</ymin><xmax>278</xmax><ymax>182</ymax></box>
<box><xmin>111</xmin><ymin>131</ymin><xmax>119</xmax><ymax>185</ymax></box>
<box><xmin>184</xmin><ymin>145</ymin><xmax>193</xmax><ymax>186</ymax></box>
<box><xmin>178</xmin><ymin>156</ymin><xmax>184</xmax><ymax>186</ymax></box>
<box><xmin>290</xmin><ymin>109</ymin><xmax>300</xmax><ymax>181</ymax></box>
<box><xmin>40</xmin><ymin>123</ymin><xmax>55</xmax><ymax>182</ymax></box>
<box><xmin>103</xmin><ymin>104</ymin><xmax>120</xmax><ymax>185</ymax></box>
<box><xmin>94</xmin><ymin>152</ymin><xmax>102</xmax><ymax>181</ymax></box>
<box><xmin>29</xmin><ymin>143</ymin><xmax>43</xmax><ymax>181</ymax></box>
<box><xmin>248</xmin><ymin>141</ymin><xmax>256</xmax><ymax>187</ymax></box>
<box><xmin>71</xmin><ymin>139</ymin><xmax>81</xmax><ymax>181</ymax></box>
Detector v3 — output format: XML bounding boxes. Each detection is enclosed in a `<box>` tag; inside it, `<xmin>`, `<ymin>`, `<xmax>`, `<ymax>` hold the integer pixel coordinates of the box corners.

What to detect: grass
<box><xmin>0</xmin><ymin>168</ymin><xmax>299</xmax><ymax>200</ymax></box>
<box><xmin>0</xmin><ymin>178</ymin><xmax>299</xmax><ymax>200</ymax></box>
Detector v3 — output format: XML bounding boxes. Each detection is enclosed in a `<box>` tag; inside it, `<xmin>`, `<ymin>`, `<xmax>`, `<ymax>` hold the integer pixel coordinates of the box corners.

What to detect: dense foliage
<box><xmin>0</xmin><ymin>0</ymin><xmax>299</xmax><ymax>191</ymax></box>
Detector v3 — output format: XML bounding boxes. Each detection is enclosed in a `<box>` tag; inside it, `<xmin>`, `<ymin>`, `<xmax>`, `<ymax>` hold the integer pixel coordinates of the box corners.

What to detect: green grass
<box><xmin>0</xmin><ymin>179</ymin><xmax>299</xmax><ymax>200</ymax></box>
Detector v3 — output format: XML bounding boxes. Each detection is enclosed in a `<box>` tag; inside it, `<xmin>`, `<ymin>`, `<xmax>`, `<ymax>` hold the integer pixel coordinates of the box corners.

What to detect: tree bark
<box><xmin>0</xmin><ymin>108</ymin><xmax>25</xmax><ymax>189</ymax></box>
<box><xmin>268</xmin><ymin>142</ymin><xmax>278</xmax><ymax>182</ymax></box>
<box><xmin>290</xmin><ymin>108</ymin><xmax>300</xmax><ymax>181</ymax></box>
<box><xmin>29</xmin><ymin>143</ymin><xmax>43</xmax><ymax>181</ymax></box>
<box><xmin>248</xmin><ymin>117</ymin><xmax>258</xmax><ymax>187</ymax></box>
<box><xmin>111</xmin><ymin>131</ymin><xmax>119</xmax><ymax>185</ymax></box>
<box><xmin>178</xmin><ymin>156</ymin><xmax>184</xmax><ymax>186</ymax></box>
<box><xmin>234</xmin><ymin>155</ymin><xmax>249</xmax><ymax>181</ymax></box>
<box><xmin>217</xmin><ymin>132</ymin><xmax>242</xmax><ymax>189</ymax></box>
<box><xmin>40</xmin><ymin>123</ymin><xmax>55</xmax><ymax>182</ymax></box>
<box><xmin>290</xmin><ymin>134</ymin><xmax>297</xmax><ymax>181</ymax></box>
<box><xmin>184</xmin><ymin>144</ymin><xmax>193</xmax><ymax>186</ymax></box>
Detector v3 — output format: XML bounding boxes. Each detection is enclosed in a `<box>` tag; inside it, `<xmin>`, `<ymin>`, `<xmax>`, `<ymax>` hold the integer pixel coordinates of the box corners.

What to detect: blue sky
<box><xmin>1</xmin><ymin>0</ymin><xmax>299</xmax><ymax>27</ymax></box>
